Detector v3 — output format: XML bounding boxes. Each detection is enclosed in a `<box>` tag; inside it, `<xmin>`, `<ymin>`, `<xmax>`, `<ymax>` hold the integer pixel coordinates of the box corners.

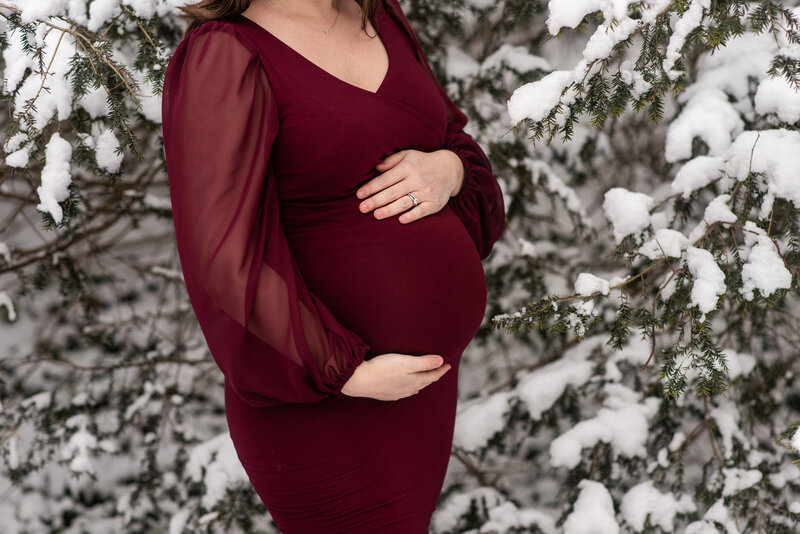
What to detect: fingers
<box><xmin>375</xmin><ymin>190</ymin><xmax>424</xmax><ymax>220</ymax></box>
<box><xmin>357</xmin><ymin>168</ymin><xmax>404</xmax><ymax>205</ymax></box>
<box><xmin>408</xmin><ymin>354</ymin><xmax>444</xmax><ymax>373</ymax></box>
<box><xmin>363</xmin><ymin>353</ymin><xmax>452</xmax><ymax>401</ymax></box>
<box><xmin>414</xmin><ymin>362</ymin><xmax>452</xmax><ymax>393</ymax></box>
<box><xmin>374</xmin><ymin>150</ymin><xmax>408</xmax><ymax>172</ymax></box>
<box><xmin>363</xmin><ymin>179</ymin><xmax>413</xmax><ymax>216</ymax></box>
<box><xmin>398</xmin><ymin>202</ymin><xmax>433</xmax><ymax>224</ymax></box>
<box><xmin>357</xmin><ymin>153</ymin><xmax>408</xmax><ymax>201</ymax></box>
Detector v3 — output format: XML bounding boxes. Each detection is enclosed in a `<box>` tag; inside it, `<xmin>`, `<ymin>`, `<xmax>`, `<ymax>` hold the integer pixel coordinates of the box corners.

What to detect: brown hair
<box><xmin>177</xmin><ymin>0</ymin><xmax>383</xmax><ymax>40</ymax></box>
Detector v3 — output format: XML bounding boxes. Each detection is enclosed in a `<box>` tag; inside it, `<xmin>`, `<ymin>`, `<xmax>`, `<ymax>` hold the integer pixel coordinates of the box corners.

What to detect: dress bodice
<box><xmin>232</xmin><ymin>7</ymin><xmax>449</xmax><ymax>233</ymax></box>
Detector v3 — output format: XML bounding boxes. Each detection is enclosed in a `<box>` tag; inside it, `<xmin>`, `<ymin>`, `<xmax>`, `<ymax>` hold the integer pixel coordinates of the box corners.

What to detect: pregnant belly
<box><xmin>284</xmin><ymin>204</ymin><xmax>487</xmax><ymax>362</ymax></box>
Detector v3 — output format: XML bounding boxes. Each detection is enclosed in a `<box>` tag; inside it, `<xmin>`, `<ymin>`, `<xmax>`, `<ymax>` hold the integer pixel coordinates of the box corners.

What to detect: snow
<box><xmin>708</xmin><ymin>401</ymin><xmax>746</xmax><ymax>460</ymax></box>
<box><xmin>722</xmin><ymin>129</ymin><xmax>800</xmax><ymax>216</ymax></box>
<box><xmin>671</xmin><ymin>156</ymin><xmax>725</xmax><ymax>199</ymax></box>
<box><xmin>0</xmin><ymin>291</ymin><xmax>16</xmax><ymax>321</ymax></box>
<box><xmin>638</xmin><ymin>228</ymin><xmax>689</xmax><ymax>260</ymax></box>
<box><xmin>607</xmin><ymin>331</ymin><xmax>651</xmax><ymax>365</ymax></box>
<box><xmin>546</xmin><ymin>0</ymin><xmax>601</xmax><ymax>34</ymax></box>
<box><xmin>95</xmin><ymin>129</ymin><xmax>124</xmax><ymax>173</ymax></box>
<box><xmin>5</xmin><ymin>144</ymin><xmax>31</xmax><ymax>167</ymax></box>
<box><xmin>20</xmin><ymin>391</ymin><xmax>52</xmax><ymax>410</ymax></box>
<box><xmin>562</xmin><ymin>479</ymin><xmax>620</xmax><ymax>534</ymax></box>
<box><xmin>682</xmin><ymin>32</ymin><xmax>776</xmax><ymax>112</ymax></box>
<box><xmin>465</xmin><ymin>0</ymin><xmax>496</xmax><ymax>8</ymax></box>
<box><xmin>792</xmin><ymin>426</ymin><xmax>800</xmax><ymax>453</ymax></box>
<box><xmin>658</xmin><ymin>269</ymin><xmax>679</xmax><ymax>301</ymax></box>
<box><xmin>78</xmin><ymin>85</ymin><xmax>112</xmax><ymax>118</ymax></box>
<box><xmin>702</xmin><ymin>499</ymin><xmax>739</xmax><ymax>532</ymax></box>
<box><xmin>87</xmin><ymin>0</ymin><xmax>122</xmax><ymax>33</ymax></box>
<box><xmin>61</xmin><ymin>414</ymin><xmax>99</xmax><ymax>476</ymax></box>
<box><xmin>663</xmin><ymin>0</ymin><xmax>710</xmax><ymax>79</ymax></box>
<box><xmin>602</xmin><ymin>187</ymin><xmax>654</xmax><ymax>244</ymax></box>
<box><xmin>169</xmin><ymin>509</ymin><xmax>191</xmax><ymax>534</ymax></box>
<box><xmin>508</xmin><ymin>70</ymin><xmax>574</xmax><ymax>123</ymax></box>
<box><xmin>2</xmin><ymin>0</ymin><xmax>799</xmax><ymax>531</ymax></box>
<box><xmin>518</xmin><ymin>237</ymin><xmax>538</xmax><ymax>257</ymax></box>
<box><xmin>515</xmin><ymin>335</ymin><xmax>605</xmax><ymax>420</ymax></box>
<box><xmin>721</xmin><ymin>467</ymin><xmax>763</xmax><ymax>497</ymax></box>
<box><xmin>36</xmin><ymin>132</ymin><xmax>73</xmax><ymax>224</ymax></box>
<box><xmin>703</xmin><ymin>194</ymin><xmax>737</xmax><ymax>225</ymax></box>
<box><xmin>479</xmin><ymin>501</ymin><xmax>557</xmax><ymax>533</ymax></box>
<box><xmin>754</xmin><ymin>75</ymin><xmax>800</xmax><ymax>123</ymax></box>
<box><xmin>528</xmin><ymin>160</ymin><xmax>592</xmax><ymax>227</ymax></box>
<box><xmin>184</xmin><ymin>432</ymin><xmax>248</xmax><ymax>509</ymax></box>
<box><xmin>565</xmin><ymin>299</ymin><xmax>598</xmax><ymax>337</ymax></box>
<box><xmin>685</xmin><ymin>246</ymin><xmax>726</xmax><ymax>319</ymax></box>
<box><xmin>574</xmin><ymin>272</ymin><xmax>610</xmax><ymax>296</ymax></box>
<box><xmin>2</xmin><ymin>19</ymin><xmax>75</xmax><ymax>130</ymax></box>
<box><xmin>664</xmin><ymin>89</ymin><xmax>744</xmax><ymax>163</ymax></box>
<box><xmin>717</xmin><ymin>349</ymin><xmax>756</xmax><ymax>380</ymax></box>
<box><xmin>123</xmin><ymin>381</ymin><xmax>161</xmax><ymax>420</ymax></box>
<box><xmin>549</xmin><ymin>383</ymin><xmax>661</xmax><ymax>468</ymax></box>
<box><xmin>151</xmin><ymin>265</ymin><xmax>184</xmax><ymax>281</ymax></box>
<box><xmin>4</xmin><ymin>132</ymin><xmax>31</xmax><ymax>168</ymax></box>
<box><xmin>583</xmin><ymin>17</ymin><xmax>641</xmax><ymax>62</ymax></box>
<box><xmin>10</xmin><ymin>0</ymin><xmax>65</xmax><ymax>24</ymax></box>
<box><xmin>619</xmin><ymin>59</ymin><xmax>651</xmax><ymax>99</ymax></box>
<box><xmin>1</xmin><ymin>23</ymin><xmax>32</xmax><ymax>93</ymax></box>
<box><xmin>509</xmin><ymin>0</ymin><xmax>671</xmax><ymax>126</ymax></box>
<box><xmin>546</xmin><ymin>0</ymin><xmax>639</xmax><ymax>35</ymax></box>
<box><xmin>432</xmin><ymin>487</ymin><xmax>505</xmax><ymax>533</ymax></box>
<box><xmin>142</xmin><ymin>194</ymin><xmax>173</xmax><ymax>211</ymax></box>
<box><xmin>738</xmin><ymin>222</ymin><xmax>792</xmax><ymax>301</ymax></box>
<box><xmin>453</xmin><ymin>391</ymin><xmax>514</xmax><ymax>451</ymax></box>
<box><xmin>445</xmin><ymin>44</ymin><xmax>480</xmax><ymax>80</ymax></box>
<box><xmin>620</xmin><ymin>480</ymin><xmax>697</xmax><ymax>531</ymax></box>
<box><xmin>481</xmin><ymin>43</ymin><xmax>551</xmax><ymax>73</ymax></box>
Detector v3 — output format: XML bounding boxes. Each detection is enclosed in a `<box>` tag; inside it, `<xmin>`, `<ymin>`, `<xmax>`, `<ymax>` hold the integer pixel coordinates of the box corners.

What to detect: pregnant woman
<box><xmin>160</xmin><ymin>0</ymin><xmax>504</xmax><ymax>531</ymax></box>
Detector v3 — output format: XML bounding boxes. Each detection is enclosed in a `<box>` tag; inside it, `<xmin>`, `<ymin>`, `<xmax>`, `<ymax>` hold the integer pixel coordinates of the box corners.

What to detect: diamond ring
<box><xmin>407</xmin><ymin>192</ymin><xmax>419</xmax><ymax>208</ymax></box>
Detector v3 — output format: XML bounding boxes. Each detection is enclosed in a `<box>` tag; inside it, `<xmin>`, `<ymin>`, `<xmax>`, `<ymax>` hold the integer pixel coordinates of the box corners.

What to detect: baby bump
<box><xmin>284</xmin><ymin>205</ymin><xmax>487</xmax><ymax>362</ymax></box>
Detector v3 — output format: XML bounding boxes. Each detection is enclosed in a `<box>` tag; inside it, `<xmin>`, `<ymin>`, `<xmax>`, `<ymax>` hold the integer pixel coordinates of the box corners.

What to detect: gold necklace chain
<box><xmin>266</xmin><ymin>0</ymin><xmax>342</xmax><ymax>36</ymax></box>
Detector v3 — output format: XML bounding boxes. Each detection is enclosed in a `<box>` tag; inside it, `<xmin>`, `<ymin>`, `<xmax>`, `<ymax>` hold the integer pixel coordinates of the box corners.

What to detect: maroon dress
<box><xmin>160</xmin><ymin>0</ymin><xmax>504</xmax><ymax>531</ymax></box>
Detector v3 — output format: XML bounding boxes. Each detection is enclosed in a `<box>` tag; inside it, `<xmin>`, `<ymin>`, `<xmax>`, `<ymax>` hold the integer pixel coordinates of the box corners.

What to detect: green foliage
<box><xmin>2</xmin><ymin>0</ymin><xmax>800</xmax><ymax>532</ymax></box>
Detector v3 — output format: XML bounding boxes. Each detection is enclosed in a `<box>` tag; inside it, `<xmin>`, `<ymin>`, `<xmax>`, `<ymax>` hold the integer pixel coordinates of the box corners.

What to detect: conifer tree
<box><xmin>1</xmin><ymin>0</ymin><xmax>799</xmax><ymax>532</ymax></box>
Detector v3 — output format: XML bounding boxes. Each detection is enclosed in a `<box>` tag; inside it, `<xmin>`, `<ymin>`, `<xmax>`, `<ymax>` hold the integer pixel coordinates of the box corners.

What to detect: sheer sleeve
<box><xmin>161</xmin><ymin>22</ymin><xmax>369</xmax><ymax>407</ymax></box>
<box><xmin>383</xmin><ymin>0</ymin><xmax>505</xmax><ymax>260</ymax></box>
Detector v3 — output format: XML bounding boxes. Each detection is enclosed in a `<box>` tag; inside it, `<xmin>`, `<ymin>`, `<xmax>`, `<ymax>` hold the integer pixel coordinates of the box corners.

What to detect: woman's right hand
<box><xmin>340</xmin><ymin>353</ymin><xmax>452</xmax><ymax>401</ymax></box>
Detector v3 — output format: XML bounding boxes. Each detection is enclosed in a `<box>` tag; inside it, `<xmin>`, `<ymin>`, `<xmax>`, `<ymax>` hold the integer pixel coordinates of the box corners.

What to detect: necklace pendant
<box><xmin>325</xmin><ymin>28</ymin><xmax>332</xmax><ymax>35</ymax></box>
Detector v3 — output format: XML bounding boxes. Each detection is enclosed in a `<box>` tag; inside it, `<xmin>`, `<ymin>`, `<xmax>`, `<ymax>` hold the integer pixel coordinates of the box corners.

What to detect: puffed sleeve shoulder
<box><xmin>160</xmin><ymin>20</ymin><xmax>370</xmax><ymax>407</ymax></box>
<box><xmin>383</xmin><ymin>0</ymin><xmax>505</xmax><ymax>260</ymax></box>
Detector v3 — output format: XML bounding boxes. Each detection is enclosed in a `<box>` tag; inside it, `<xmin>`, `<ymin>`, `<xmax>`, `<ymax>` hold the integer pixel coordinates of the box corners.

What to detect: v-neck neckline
<box><xmin>235</xmin><ymin>8</ymin><xmax>392</xmax><ymax>96</ymax></box>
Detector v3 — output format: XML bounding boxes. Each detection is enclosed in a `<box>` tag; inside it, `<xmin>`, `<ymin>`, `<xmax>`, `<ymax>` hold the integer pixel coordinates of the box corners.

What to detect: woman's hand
<box><xmin>356</xmin><ymin>149</ymin><xmax>465</xmax><ymax>224</ymax></box>
<box><xmin>340</xmin><ymin>353</ymin><xmax>452</xmax><ymax>401</ymax></box>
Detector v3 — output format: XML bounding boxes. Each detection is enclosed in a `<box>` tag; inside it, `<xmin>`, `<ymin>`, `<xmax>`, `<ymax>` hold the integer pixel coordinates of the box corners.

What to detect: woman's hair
<box><xmin>177</xmin><ymin>0</ymin><xmax>383</xmax><ymax>40</ymax></box>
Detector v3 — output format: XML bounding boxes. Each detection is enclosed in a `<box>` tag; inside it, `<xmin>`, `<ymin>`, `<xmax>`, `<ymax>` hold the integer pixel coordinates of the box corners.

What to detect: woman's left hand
<box><xmin>356</xmin><ymin>149</ymin><xmax>465</xmax><ymax>224</ymax></box>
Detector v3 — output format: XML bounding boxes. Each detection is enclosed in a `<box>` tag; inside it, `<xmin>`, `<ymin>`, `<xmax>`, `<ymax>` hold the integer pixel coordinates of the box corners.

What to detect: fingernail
<box><xmin>375</xmin><ymin>210</ymin><xmax>383</xmax><ymax>218</ymax></box>
<box><xmin>360</xmin><ymin>203</ymin><xmax>367</xmax><ymax>212</ymax></box>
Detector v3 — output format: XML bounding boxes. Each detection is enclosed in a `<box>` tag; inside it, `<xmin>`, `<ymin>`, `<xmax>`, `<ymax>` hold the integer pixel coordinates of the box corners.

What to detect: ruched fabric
<box><xmin>161</xmin><ymin>0</ymin><xmax>505</xmax><ymax>530</ymax></box>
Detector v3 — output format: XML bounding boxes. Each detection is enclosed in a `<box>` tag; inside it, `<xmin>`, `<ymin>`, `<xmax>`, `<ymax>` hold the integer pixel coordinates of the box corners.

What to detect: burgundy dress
<box><xmin>160</xmin><ymin>0</ymin><xmax>504</xmax><ymax>531</ymax></box>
